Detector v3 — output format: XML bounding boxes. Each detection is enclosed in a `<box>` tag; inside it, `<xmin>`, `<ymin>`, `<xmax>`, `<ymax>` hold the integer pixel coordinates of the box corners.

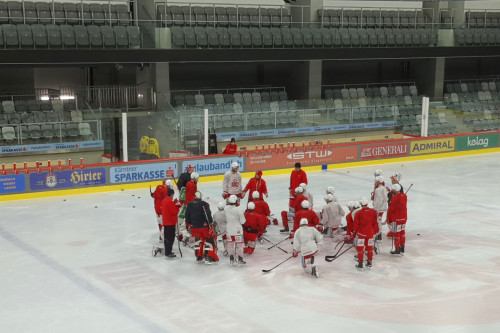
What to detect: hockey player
<box><xmin>353</xmin><ymin>198</ymin><xmax>379</xmax><ymax>269</ymax></box>
<box><xmin>373</xmin><ymin>176</ymin><xmax>388</xmax><ymax>241</ymax></box>
<box><xmin>185</xmin><ymin>191</ymin><xmax>219</xmax><ymax>264</ymax></box>
<box><xmin>293</xmin><ymin>200</ymin><xmax>320</xmax><ymax>238</ymax></box>
<box><xmin>319</xmin><ymin>194</ymin><xmax>345</xmax><ymax>238</ymax></box>
<box><xmin>225</xmin><ymin>195</ymin><xmax>246</xmax><ymax>266</ymax></box>
<box><xmin>300</xmin><ymin>183</ymin><xmax>313</xmax><ymax>209</ymax></box>
<box><xmin>243</xmin><ymin>170</ymin><xmax>268</xmax><ymax>200</ymax></box>
<box><xmin>326</xmin><ymin>186</ymin><xmax>338</xmax><ymax>202</ymax></box>
<box><xmin>293</xmin><ymin>218</ymin><xmax>323</xmax><ymax>278</ymax></box>
<box><xmin>223</xmin><ymin>138</ymin><xmax>238</xmax><ymax>154</ymax></box>
<box><xmin>343</xmin><ymin>201</ymin><xmax>359</xmax><ymax>244</ymax></box>
<box><xmin>388</xmin><ymin>184</ymin><xmax>408</xmax><ymax>255</ymax></box>
<box><xmin>179</xmin><ymin>172</ymin><xmax>200</xmax><ymax>221</ymax></box>
<box><xmin>177</xmin><ymin>164</ymin><xmax>194</xmax><ymax>191</ymax></box>
<box><xmin>223</xmin><ymin>162</ymin><xmax>243</xmax><ymax>203</ymax></box>
<box><xmin>289</xmin><ymin>162</ymin><xmax>307</xmax><ymax>197</ymax></box>
<box><xmin>280</xmin><ymin>186</ymin><xmax>307</xmax><ymax>233</ymax></box>
<box><xmin>151</xmin><ymin>180</ymin><xmax>168</xmax><ymax>241</ymax></box>
<box><xmin>386</xmin><ymin>172</ymin><xmax>403</xmax><ymax>238</ymax></box>
<box><xmin>243</xmin><ymin>202</ymin><xmax>267</xmax><ymax>254</ymax></box>
<box><xmin>252</xmin><ymin>191</ymin><xmax>278</xmax><ymax>225</ymax></box>
<box><xmin>213</xmin><ymin>201</ymin><xmax>228</xmax><ymax>256</ymax></box>
<box><xmin>371</xmin><ymin>170</ymin><xmax>384</xmax><ymax>200</ymax></box>
<box><xmin>153</xmin><ymin>188</ymin><xmax>181</xmax><ymax>258</ymax></box>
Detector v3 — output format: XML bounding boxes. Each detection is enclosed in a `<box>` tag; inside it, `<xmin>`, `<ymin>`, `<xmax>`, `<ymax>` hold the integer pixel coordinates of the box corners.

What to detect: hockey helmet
<box><xmin>374</xmin><ymin>169</ymin><xmax>383</xmax><ymax>177</ymax></box>
<box><xmin>231</xmin><ymin>162</ymin><xmax>239</xmax><ymax>169</ymax></box>
<box><xmin>195</xmin><ymin>191</ymin><xmax>202</xmax><ymax>200</ymax></box>
<box><xmin>360</xmin><ymin>197</ymin><xmax>369</xmax><ymax>206</ymax></box>
<box><xmin>294</xmin><ymin>186</ymin><xmax>304</xmax><ymax>194</ymax></box>
<box><xmin>228</xmin><ymin>195</ymin><xmax>238</xmax><ymax>204</ymax></box>
<box><xmin>392</xmin><ymin>184</ymin><xmax>402</xmax><ymax>192</ymax></box>
<box><xmin>252</xmin><ymin>191</ymin><xmax>260</xmax><ymax>199</ymax></box>
<box><xmin>391</xmin><ymin>172</ymin><xmax>402</xmax><ymax>182</ymax></box>
<box><xmin>326</xmin><ymin>186</ymin><xmax>335</xmax><ymax>194</ymax></box>
<box><xmin>256</xmin><ymin>170</ymin><xmax>263</xmax><ymax>177</ymax></box>
<box><xmin>301</xmin><ymin>200</ymin><xmax>310</xmax><ymax>209</ymax></box>
<box><xmin>375</xmin><ymin>176</ymin><xmax>384</xmax><ymax>183</ymax></box>
<box><xmin>300</xmin><ymin>218</ymin><xmax>308</xmax><ymax>226</ymax></box>
<box><xmin>299</xmin><ymin>182</ymin><xmax>307</xmax><ymax>190</ymax></box>
<box><xmin>191</xmin><ymin>172</ymin><xmax>200</xmax><ymax>180</ymax></box>
<box><xmin>353</xmin><ymin>201</ymin><xmax>361</xmax><ymax>209</ymax></box>
<box><xmin>165</xmin><ymin>179</ymin><xmax>174</xmax><ymax>187</ymax></box>
<box><xmin>247</xmin><ymin>202</ymin><xmax>255</xmax><ymax>210</ymax></box>
<box><xmin>186</xmin><ymin>164</ymin><xmax>195</xmax><ymax>171</ymax></box>
<box><xmin>217</xmin><ymin>201</ymin><xmax>226</xmax><ymax>210</ymax></box>
<box><xmin>347</xmin><ymin>201</ymin><xmax>356</xmax><ymax>210</ymax></box>
<box><xmin>324</xmin><ymin>194</ymin><xmax>334</xmax><ymax>202</ymax></box>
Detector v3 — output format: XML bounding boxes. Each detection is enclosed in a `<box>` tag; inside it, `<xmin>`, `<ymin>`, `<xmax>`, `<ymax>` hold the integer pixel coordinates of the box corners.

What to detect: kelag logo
<box><xmin>410</xmin><ymin>138</ymin><xmax>455</xmax><ymax>155</ymax></box>
<box><xmin>456</xmin><ymin>134</ymin><xmax>498</xmax><ymax>151</ymax></box>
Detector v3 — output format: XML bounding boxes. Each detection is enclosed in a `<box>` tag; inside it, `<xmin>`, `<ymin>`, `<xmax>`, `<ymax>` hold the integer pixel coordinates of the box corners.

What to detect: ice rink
<box><xmin>1</xmin><ymin>152</ymin><xmax>500</xmax><ymax>333</ymax></box>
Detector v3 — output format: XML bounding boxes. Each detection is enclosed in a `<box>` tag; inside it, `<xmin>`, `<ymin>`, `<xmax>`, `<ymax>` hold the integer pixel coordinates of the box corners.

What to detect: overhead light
<box><xmin>60</xmin><ymin>95</ymin><xmax>75</xmax><ymax>100</ymax></box>
<box><xmin>40</xmin><ymin>96</ymin><xmax>50</xmax><ymax>101</ymax></box>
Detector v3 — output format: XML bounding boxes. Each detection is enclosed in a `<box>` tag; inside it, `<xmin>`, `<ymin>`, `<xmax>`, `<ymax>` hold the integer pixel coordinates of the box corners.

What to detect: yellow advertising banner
<box><xmin>410</xmin><ymin>138</ymin><xmax>455</xmax><ymax>155</ymax></box>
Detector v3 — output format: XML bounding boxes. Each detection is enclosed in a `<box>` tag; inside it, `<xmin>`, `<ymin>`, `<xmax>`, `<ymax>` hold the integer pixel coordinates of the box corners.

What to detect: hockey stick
<box><xmin>405</xmin><ymin>183</ymin><xmax>413</xmax><ymax>194</ymax></box>
<box><xmin>334</xmin><ymin>238</ymin><xmax>344</xmax><ymax>251</ymax></box>
<box><xmin>325</xmin><ymin>244</ymin><xmax>355</xmax><ymax>262</ymax></box>
<box><xmin>267</xmin><ymin>235</ymin><xmax>290</xmax><ymax>250</ymax></box>
<box><xmin>262</xmin><ymin>255</ymin><xmax>294</xmax><ymax>273</ymax></box>
<box><xmin>261</xmin><ymin>236</ymin><xmax>288</xmax><ymax>254</ymax></box>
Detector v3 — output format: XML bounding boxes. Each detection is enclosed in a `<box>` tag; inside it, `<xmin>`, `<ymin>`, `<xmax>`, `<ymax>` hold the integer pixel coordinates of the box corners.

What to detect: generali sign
<box><xmin>360</xmin><ymin>142</ymin><xmax>409</xmax><ymax>160</ymax></box>
<box><xmin>247</xmin><ymin>146</ymin><xmax>358</xmax><ymax>171</ymax></box>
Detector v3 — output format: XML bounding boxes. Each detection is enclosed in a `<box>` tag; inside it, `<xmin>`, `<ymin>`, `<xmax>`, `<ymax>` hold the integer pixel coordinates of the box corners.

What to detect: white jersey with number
<box><xmin>373</xmin><ymin>185</ymin><xmax>389</xmax><ymax>212</ymax></box>
<box><xmin>224</xmin><ymin>205</ymin><xmax>245</xmax><ymax>237</ymax></box>
<box><xmin>223</xmin><ymin>171</ymin><xmax>242</xmax><ymax>195</ymax></box>
<box><xmin>293</xmin><ymin>226</ymin><xmax>323</xmax><ymax>256</ymax></box>
<box><xmin>213</xmin><ymin>210</ymin><xmax>227</xmax><ymax>235</ymax></box>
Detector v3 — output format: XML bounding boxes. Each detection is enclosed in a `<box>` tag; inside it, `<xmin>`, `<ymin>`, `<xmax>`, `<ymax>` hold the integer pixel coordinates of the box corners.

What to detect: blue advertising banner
<box><xmin>0</xmin><ymin>174</ymin><xmax>26</xmax><ymax>194</ymax></box>
<box><xmin>30</xmin><ymin>168</ymin><xmax>106</xmax><ymax>191</ymax></box>
<box><xmin>0</xmin><ymin>140</ymin><xmax>104</xmax><ymax>155</ymax></box>
<box><xmin>182</xmin><ymin>157</ymin><xmax>245</xmax><ymax>176</ymax></box>
<box><xmin>217</xmin><ymin>121</ymin><xmax>397</xmax><ymax>140</ymax></box>
<box><xmin>110</xmin><ymin>162</ymin><xmax>178</xmax><ymax>184</ymax></box>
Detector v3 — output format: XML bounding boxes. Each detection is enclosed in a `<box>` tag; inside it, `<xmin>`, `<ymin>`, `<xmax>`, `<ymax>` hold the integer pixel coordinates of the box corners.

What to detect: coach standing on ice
<box><xmin>223</xmin><ymin>162</ymin><xmax>243</xmax><ymax>204</ymax></box>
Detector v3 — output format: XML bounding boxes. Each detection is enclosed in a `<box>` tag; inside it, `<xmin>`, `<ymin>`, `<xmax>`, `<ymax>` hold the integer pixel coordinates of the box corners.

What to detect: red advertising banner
<box><xmin>360</xmin><ymin>142</ymin><xmax>409</xmax><ymax>160</ymax></box>
<box><xmin>247</xmin><ymin>146</ymin><xmax>358</xmax><ymax>171</ymax></box>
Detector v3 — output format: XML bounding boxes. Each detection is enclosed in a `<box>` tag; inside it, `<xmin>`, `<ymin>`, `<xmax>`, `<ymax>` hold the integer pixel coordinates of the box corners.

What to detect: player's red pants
<box><xmin>191</xmin><ymin>227</ymin><xmax>219</xmax><ymax>261</ymax></box>
<box><xmin>355</xmin><ymin>235</ymin><xmax>374</xmax><ymax>262</ymax></box>
<box><xmin>392</xmin><ymin>223</ymin><xmax>406</xmax><ymax>249</ymax></box>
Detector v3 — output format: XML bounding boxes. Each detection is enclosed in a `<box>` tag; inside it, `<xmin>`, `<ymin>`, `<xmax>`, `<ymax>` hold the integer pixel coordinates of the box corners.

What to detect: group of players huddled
<box><xmin>151</xmin><ymin>161</ymin><xmax>408</xmax><ymax>278</ymax></box>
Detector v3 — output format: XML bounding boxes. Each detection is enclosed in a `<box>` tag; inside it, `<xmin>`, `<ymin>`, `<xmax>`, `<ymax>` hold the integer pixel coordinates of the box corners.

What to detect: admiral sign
<box><xmin>30</xmin><ymin>168</ymin><xmax>106</xmax><ymax>190</ymax></box>
<box><xmin>247</xmin><ymin>146</ymin><xmax>358</xmax><ymax>171</ymax></box>
<box><xmin>360</xmin><ymin>142</ymin><xmax>409</xmax><ymax>160</ymax></box>
<box><xmin>410</xmin><ymin>138</ymin><xmax>455</xmax><ymax>155</ymax></box>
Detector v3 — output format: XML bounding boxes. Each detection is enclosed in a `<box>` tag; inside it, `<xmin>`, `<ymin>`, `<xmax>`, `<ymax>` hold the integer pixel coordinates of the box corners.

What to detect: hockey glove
<box><xmin>316</xmin><ymin>225</ymin><xmax>324</xmax><ymax>232</ymax></box>
<box><xmin>222</xmin><ymin>192</ymin><xmax>229</xmax><ymax>199</ymax></box>
<box><xmin>292</xmin><ymin>250</ymin><xmax>299</xmax><ymax>258</ymax></box>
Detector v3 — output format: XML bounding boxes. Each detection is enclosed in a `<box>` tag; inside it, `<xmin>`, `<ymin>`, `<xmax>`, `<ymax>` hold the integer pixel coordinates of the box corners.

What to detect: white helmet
<box><xmin>375</xmin><ymin>176</ymin><xmax>384</xmax><ymax>183</ymax></box>
<box><xmin>228</xmin><ymin>195</ymin><xmax>238</xmax><ymax>204</ymax></box>
<box><xmin>301</xmin><ymin>200</ymin><xmax>310</xmax><ymax>209</ymax></box>
<box><xmin>195</xmin><ymin>191</ymin><xmax>202</xmax><ymax>200</ymax></box>
<box><xmin>299</xmin><ymin>183</ymin><xmax>307</xmax><ymax>190</ymax></box>
<box><xmin>231</xmin><ymin>162</ymin><xmax>239</xmax><ymax>169</ymax></box>
<box><xmin>294</xmin><ymin>186</ymin><xmax>304</xmax><ymax>194</ymax></box>
<box><xmin>324</xmin><ymin>194</ymin><xmax>334</xmax><ymax>202</ymax></box>
<box><xmin>217</xmin><ymin>201</ymin><xmax>226</xmax><ymax>210</ymax></box>
<box><xmin>191</xmin><ymin>172</ymin><xmax>199</xmax><ymax>180</ymax></box>
<box><xmin>247</xmin><ymin>202</ymin><xmax>255</xmax><ymax>210</ymax></box>
<box><xmin>392</xmin><ymin>184</ymin><xmax>402</xmax><ymax>192</ymax></box>
<box><xmin>326</xmin><ymin>186</ymin><xmax>335</xmax><ymax>194</ymax></box>
<box><xmin>374</xmin><ymin>169</ymin><xmax>383</xmax><ymax>177</ymax></box>
<box><xmin>360</xmin><ymin>197</ymin><xmax>369</xmax><ymax>206</ymax></box>
<box><xmin>165</xmin><ymin>179</ymin><xmax>174</xmax><ymax>187</ymax></box>
<box><xmin>300</xmin><ymin>218</ymin><xmax>308</xmax><ymax>226</ymax></box>
<box><xmin>391</xmin><ymin>172</ymin><xmax>402</xmax><ymax>182</ymax></box>
<box><xmin>252</xmin><ymin>191</ymin><xmax>260</xmax><ymax>199</ymax></box>
<box><xmin>353</xmin><ymin>201</ymin><xmax>361</xmax><ymax>209</ymax></box>
<box><xmin>347</xmin><ymin>201</ymin><xmax>356</xmax><ymax>210</ymax></box>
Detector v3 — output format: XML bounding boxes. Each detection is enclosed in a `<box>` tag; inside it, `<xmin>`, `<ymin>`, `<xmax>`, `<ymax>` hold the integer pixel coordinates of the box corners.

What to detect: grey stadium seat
<box><xmin>90</xmin><ymin>4</ymin><xmax>106</xmax><ymax>26</ymax></box>
<box><xmin>74</xmin><ymin>25</ymin><xmax>90</xmax><ymax>48</ymax></box>
<box><xmin>100</xmin><ymin>26</ymin><xmax>115</xmax><ymax>48</ymax></box>
<box><xmin>60</xmin><ymin>25</ymin><xmax>76</xmax><ymax>48</ymax></box>
<box><xmin>18</xmin><ymin>24</ymin><xmax>34</xmax><ymax>48</ymax></box>
<box><xmin>46</xmin><ymin>25</ymin><xmax>62</xmax><ymax>48</ymax></box>
<box><xmin>0</xmin><ymin>2</ymin><xmax>8</xmax><ymax>25</ymax></box>
<box><xmin>2</xmin><ymin>126</ymin><xmax>16</xmax><ymax>141</ymax></box>
<box><xmin>7</xmin><ymin>1</ymin><xmax>23</xmax><ymax>25</ymax></box>
<box><xmin>127</xmin><ymin>26</ymin><xmax>140</xmax><ymax>48</ymax></box>
<box><xmin>88</xmin><ymin>25</ymin><xmax>103</xmax><ymax>48</ymax></box>
<box><xmin>3</xmin><ymin>24</ymin><xmax>18</xmax><ymax>48</ymax></box>
<box><xmin>63</xmin><ymin>3</ymin><xmax>80</xmax><ymax>25</ymax></box>
<box><xmin>113</xmin><ymin>26</ymin><xmax>128</xmax><ymax>48</ymax></box>
<box><xmin>24</xmin><ymin>1</ymin><xmax>38</xmax><ymax>24</ymax></box>
<box><xmin>32</xmin><ymin>24</ymin><xmax>48</xmax><ymax>48</ymax></box>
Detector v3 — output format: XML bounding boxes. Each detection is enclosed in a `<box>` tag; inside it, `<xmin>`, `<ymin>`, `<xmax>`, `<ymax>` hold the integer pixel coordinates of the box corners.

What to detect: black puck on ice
<box><xmin>417</xmin><ymin>233</ymin><xmax>421</xmax><ymax>236</ymax></box>
<box><xmin>63</xmin><ymin>199</ymin><xmax>66</xmax><ymax>201</ymax></box>
<box><xmin>121</xmin><ymin>189</ymin><xmax>124</xmax><ymax>191</ymax></box>
<box><xmin>138</xmin><ymin>197</ymin><xmax>141</xmax><ymax>199</ymax></box>
<box><xmin>132</xmin><ymin>194</ymin><xmax>135</xmax><ymax>197</ymax></box>
<box><xmin>132</xmin><ymin>206</ymin><xmax>135</xmax><ymax>208</ymax></box>
<box><xmin>95</xmin><ymin>206</ymin><xmax>98</xmax><ymax>208</ymax></box>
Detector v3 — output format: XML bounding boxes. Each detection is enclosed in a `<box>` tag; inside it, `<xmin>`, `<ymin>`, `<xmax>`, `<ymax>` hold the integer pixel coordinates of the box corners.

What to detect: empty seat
<box><xmin>113</xmin><ymin>26</ymin><xmax>128</xmax><ymax>48</ymax></box>
<box><xmin>214</xmin><ymin>93</ymin><xmax>224</xmax><ymax>104</ymax></box>
<box><xmin>74</xmin><ymin>25</ymin><xmax>90</xmax><ymax>48</ymax></box>
<box><xmin>90</xmin><ymin>4</ymin><xmax>106</xmax><ymax>25</ymax></box>
<box><xmin>127</xmin><ymin>26</ymin><xmax>141</xmax><ymax>48</ymax></box>
<box><xmin>60</xmin><ymin>25</ymin><xmax>76</xmax><ymax>47</ymax></box>
<box><xmin>78</xmin><ymin>122</ymin><xmax>92</xmax><ymax>138</ymax></box>
<box><xmin>88</xmin><ymin>25</ymin><xmax>103</xmax><ymax>48</ymax></box>
<box><xmin>100</xmin><ymin>26</ymin><xmax>115</xmax><ymax>48</ymax></box>
<box><xmin>41</xmin><ymin>124</ymin><xmax>55</xmax><ymax>138</ymax></box>
<box><xmin>63</xmin><ymin>3</ymin><xmax>79</xmax><ymax>25</ymax></box>
<box><xmin>2</xmin><ymin>126</ymin><xmax>16</xmax><ymax>140</ymax></box>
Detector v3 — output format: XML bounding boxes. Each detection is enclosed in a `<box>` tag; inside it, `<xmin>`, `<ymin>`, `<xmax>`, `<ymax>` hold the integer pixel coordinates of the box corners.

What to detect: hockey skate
<box><xmin>400</xmin><ymin>245</ymin><xmax>405</xmax><ymax>253</ymax></box>
<box><xmin>376</xmin><ymin>233</ymin><xmax>382</xmax><ymax>241</ymax></box>
<box><xmin>166</xmin><ymin>253</ymin><xmax>176</xmax><ymax>258</ymax></box>
<box><xmin>311</xmin><ymin>266</ymin><xmax>319</xmax><ymax>278</ymax></box>
<box><xmin>366</xmin><ymin>260</ymin><xmax>372</xmax><ymax>268</ymax></box>
<box><xmin>390</xmin><ymin>248</ymin><xmax>401</xmax><ymax>255</ymax></box>
<box><xmin>280</xmin><ymin>227</ymin><xmax>289</xmax><ymax>233</ymax></box>
<box><xmin>230</xmin><ymin>255</ymin><xmax>235</xmax><ymax>266</ymax></box>
<box><xmin>152</xmin><ymin>246</ymin><xmax>162</xmax><ymax>257</ymax></box>
<box><xmin>223</xmin><ymin>250</ymin><xmax>228</xmax><ymax>256</ymax></box>
<box><xmin>196</xmin><ymin>254</ymin><xmax>204</xmax><ymax>262</ymax></box>
<box><xmin>355</xmin><ymin>261</ymin><xmax>363</xmax><ymax>269</ymax></box>
<box><xmin>204</xmin><ymin>255</ymin><xmax>215</xmax><ymax>265</ymax></box>
<box><xmin>237</xmin><ymin>256</ymin><xmax>246</xmax><ymax>266</ymax></box>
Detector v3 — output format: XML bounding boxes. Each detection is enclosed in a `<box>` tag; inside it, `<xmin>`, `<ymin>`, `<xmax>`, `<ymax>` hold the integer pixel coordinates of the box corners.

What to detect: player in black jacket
<box><xmin>177</xmin><ymin>164</ymin><xmax>195</xmax><ymax>191</ymax></box>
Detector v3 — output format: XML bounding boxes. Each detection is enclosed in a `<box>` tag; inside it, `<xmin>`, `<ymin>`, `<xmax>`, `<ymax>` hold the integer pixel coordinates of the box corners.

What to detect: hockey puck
<box><xmin>138</xmin><ymin>196</ymin><xmax>141</xmax><ymax>199</ymax></box>
<box><xmin>133</xmin><ymin>206</ymin><xmax>136</xmax><ymax>208</ymax></box>
<box><xmin>95</xmin><ymin>206</ymin><xmax>98</xmax><ymax>208</ymax></box>
<box><xmin>63</xmin><ymin>199</ymin><xmax>66</xmax><ymax>201</ymax></box>
<box><xmin>132</xmin><ymin>194</ymin><xmax>135</xmax><ymax>197</ymax></box>
<box><xmin>417</xmin><ymin>233</ymin><xmax>421</xmax><ymax>236</ymax></box>
<box><xmin>347</xmin><ymin>171</ymin><xmax>350</xmax><ymax>173</ymax></box>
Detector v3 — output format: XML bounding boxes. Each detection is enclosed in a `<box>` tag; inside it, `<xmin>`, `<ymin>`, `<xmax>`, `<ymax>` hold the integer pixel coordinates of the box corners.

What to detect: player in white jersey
<box><xmin>293</xmin><ymin>218</ymin><xmax>323</xmax><ymax>278</ymax></box>
<box><xmin>224</xmin><ymin>195</ymin><xmax>246</xmax><ymax>266</ymax></box>
<box><xmin>222</xmin><ymin>162</ymin><xmax>243</xmax><ymax>204</ymax></box>
<box><xmin>300</xmin><ymin>183</ymin><xmax>314</xmax><ymax>209</ymax></box>
<box><xmin>372</xmin><ymin>176</ymin><xmax>388</xmax><ymax>240</ymax></box>
<box><xmin>213</xmin><ymin>201</ymin><xmax>228</xmax><ymax>256</ymax></box>
<box><xmin>319</xmin><ymin>194</ymin><xmax>345</xmax><ymax>238</ymax></box>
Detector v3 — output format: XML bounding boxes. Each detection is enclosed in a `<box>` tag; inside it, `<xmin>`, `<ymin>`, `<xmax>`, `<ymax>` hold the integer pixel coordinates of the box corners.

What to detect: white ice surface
<box><xmin>1</xmin><ymin>153</ymin><xmax>500</xmax><ymax>333</ymax></box>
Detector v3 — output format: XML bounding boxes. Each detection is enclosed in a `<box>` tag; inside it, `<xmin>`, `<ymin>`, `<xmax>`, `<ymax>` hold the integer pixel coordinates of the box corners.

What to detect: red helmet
<box><xmin>186</xmin><ymin>164</ymin><xmax>195</xmax><ymax>171</ymax></box>
<box><xmin>256</xmin><ymin>170</ymin><xmax>263</xmax><ymax>177</ymax></box>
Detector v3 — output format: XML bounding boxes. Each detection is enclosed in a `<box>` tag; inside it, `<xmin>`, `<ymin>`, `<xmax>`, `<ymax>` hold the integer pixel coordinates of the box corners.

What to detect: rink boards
<box><xmin>1</xmin><ymin>131</ymin><xmax>499</xmax><ymax>200</ymax></box>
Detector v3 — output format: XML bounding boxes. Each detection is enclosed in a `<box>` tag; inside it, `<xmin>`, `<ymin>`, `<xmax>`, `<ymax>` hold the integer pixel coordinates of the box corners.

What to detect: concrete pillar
<box><xmin>290</xmin><ymin>0</ymin><xmax>322</xmax><ymax>25</ymax></box>
<box><xmin>288</xmin><ymin>60</ymin><xmax>322</xmax><ymax>102</ymax></box>
<box><xmin>153</xmin><ymin>62</ymin><xmax>171</xmax><ymax>110</ymax></box>
<box><xmin>448</xmin><ymin>1</ymin><xmax>465</xmax><ymax>26</ymax></box>
<box><xmin>414</xmin><ymin>58</ymin><xmax>445</xmax><ymax>101</ymax></box>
